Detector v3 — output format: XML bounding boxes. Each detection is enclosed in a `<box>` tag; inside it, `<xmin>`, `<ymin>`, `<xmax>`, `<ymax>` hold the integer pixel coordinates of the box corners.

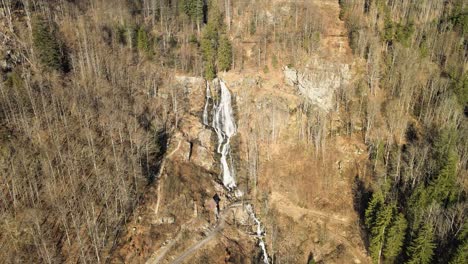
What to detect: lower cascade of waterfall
<box><xmin>246</xmin><ymin>204</ymin><xmax>270</xmax><ymax>264</ymax></box>
<box><xmin>203</xmin><ymin>79</ymin><xmax>270</xmax><ymax>264</ymax></box>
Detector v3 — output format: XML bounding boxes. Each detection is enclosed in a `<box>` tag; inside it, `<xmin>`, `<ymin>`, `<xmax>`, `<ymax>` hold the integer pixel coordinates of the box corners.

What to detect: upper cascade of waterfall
<box><xmin>214</xmin><ymin>80</ymin><xmax>236</xmax><ymax>139</ymax></box>
<box><xmin>209</xmin><ymin>79</ymin><xmax>237</xmax><ymax>189</ymax></box>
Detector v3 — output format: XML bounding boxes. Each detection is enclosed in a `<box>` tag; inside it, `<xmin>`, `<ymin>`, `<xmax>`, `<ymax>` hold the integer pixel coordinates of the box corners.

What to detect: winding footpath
<box><xmin>148</xmin><ymin>202</ymin><xmax>243</xmax><ymax>264</ymax></box>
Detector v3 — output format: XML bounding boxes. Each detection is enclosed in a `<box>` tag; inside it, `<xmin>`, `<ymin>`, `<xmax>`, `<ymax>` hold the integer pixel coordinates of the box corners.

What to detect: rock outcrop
<box><xmin>283</xmin><ymin>59</ymin><xmax>351</xmax><ymax>112</ymax></box>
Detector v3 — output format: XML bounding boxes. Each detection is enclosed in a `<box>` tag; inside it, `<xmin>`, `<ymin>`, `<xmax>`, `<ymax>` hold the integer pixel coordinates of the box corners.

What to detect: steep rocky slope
<box><xmin>221</xmin><ymin>1</ymin><xmax>369</xmax><ymax>262</ymax></box>
<box><xmin>110</xmin><ymin>0</ymin><xmax>371</xmax><ymax>263</ymax></box>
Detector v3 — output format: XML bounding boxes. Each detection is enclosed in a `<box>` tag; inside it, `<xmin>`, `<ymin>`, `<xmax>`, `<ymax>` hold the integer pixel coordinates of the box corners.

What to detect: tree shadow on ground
<box><xmin>352</xmin><ymin>175</ymin><xmax>372</xmax><ymax>250</ymax></box>
<box><xmin>141</xmin><ymin>129</ymin><xmax>168</xmax><ymax>184</ymax></box>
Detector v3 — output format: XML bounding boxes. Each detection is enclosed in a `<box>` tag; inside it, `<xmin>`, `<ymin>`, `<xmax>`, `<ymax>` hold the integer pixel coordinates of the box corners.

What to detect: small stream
<box><xmin>246</xmin><ymin>204</ymin><xmax>270</xmax><ymax>264</ymax></box>
<box><xmin>203</xmin><ymin>79</ymin><xmax>270</xmax><ymax>264</ymax></box>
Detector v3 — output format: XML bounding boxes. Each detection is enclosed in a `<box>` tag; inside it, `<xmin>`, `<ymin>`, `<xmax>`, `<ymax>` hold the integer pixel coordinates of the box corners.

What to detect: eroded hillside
<box><xmin>1</xmin><ymin>0</ymin><xmax>465</xmax><ymax>263</ymax></box>
<box><xmin>111</xmin><ymin>0</ymin><xmax>371</xmax><ymax>263</ymax></box>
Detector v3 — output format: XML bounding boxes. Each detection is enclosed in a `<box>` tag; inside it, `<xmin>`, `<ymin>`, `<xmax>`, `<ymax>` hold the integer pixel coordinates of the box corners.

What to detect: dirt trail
<box><xmin>170</xmin><ymin>202</ymin><xmax>244</xmax><ymax>264</ymax></box>
<box><xmin>146</xmin><ymin>228</ymin><xmax>184</xmax><ymax>264</ymax></box>
<box><xmin>171</xmin><ymin>226</ymin><xmax>222</xmax><ymax>264</ymax></box>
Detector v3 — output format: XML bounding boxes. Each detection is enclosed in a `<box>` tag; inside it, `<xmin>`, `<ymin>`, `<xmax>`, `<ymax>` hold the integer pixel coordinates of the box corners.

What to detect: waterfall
<box><xmin>246</xmin><ymin>204</ymin><xmax>270</xmax><ymax>264</ymax></box>
<box><xmin>211</xmin><ymin>80</ymin><xmax>237</xmax><ymax>190</ymax></box>
<box><xmin>203</xmin><ymin>79</ymin><xmax>269</xmax><ymax>263</ymax></box>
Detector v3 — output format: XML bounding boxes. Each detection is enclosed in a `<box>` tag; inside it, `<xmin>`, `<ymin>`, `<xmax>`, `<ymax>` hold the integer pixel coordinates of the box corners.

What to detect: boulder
<box><xmin>154</xmin><ymin>216</ymin><xmax>175</xmax><ymax>225</ymax></box>
<box><xmin>0</xmin><ymin>59</ymin><xmax>12</xmax><ymax>72</ymax></box>
<box><xmin>190</xmin><ymin>143</ymin><xmax>215</xmax><ymax>171</ymax></box>
<box><xmin>198</xmin><ymin>129</ymin><xmax>212</xmax><ymax>148</ymax></box>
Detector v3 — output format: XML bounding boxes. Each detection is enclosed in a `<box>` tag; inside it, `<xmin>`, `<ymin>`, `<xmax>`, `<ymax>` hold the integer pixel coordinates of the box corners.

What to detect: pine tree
<box><xmin>137</xmin><ymin>27</ymin><xmax>150</xmax><ymax>54</ymax></box>
<box><xmin>383</xmin><ymin>213</ymin><xmax>407</xmax><ymax>261</ymax></box>
<box><xmin>433</xmin><ymin>128</ymin><xmax>456</xmax><ymax>169</ymax></box>
<box><xmin>201</xmin><ymin>33</ymin><xmax>216</xmax><ymax>80</ymax></box>
<box><xmin>200</xmin><ymin>1</ymin><xmax>223</xmax><ymax>80</ymax></box>
<box><xmin>32</xmin><ymin>17</ymin><xmax>67</xmax><ymax>71</ymax></box>
<box><xmin>180</xmin><ymin>0</ymin><xmax>204</xmax><ymax>25</ymax></box>
<box><xmin>428</xmin><ymin>150</ymin><xmax>458</xmax><ymax>206</ymax></box>
<box><xmin>203</xmin><ymin>60</ymin><xmax>216</xmax><ymax>81</ymax></box>
<box><xmin>407</xmin><ymin>186</ymin><xmax>430</xmax><ymax>240</ymax></box>
<box><xmin>407</xmin><ymin>223</ymin><xmax>436</xmax><ymax>264</ymax></box>
<box><xmin>193</xmin><ymin>0</ymin><xmax>204</xmax><ymax>24</ymax></box>
<box><xmin>369</xmin><ymin>203</ymin><xmax>394</xmax><ymax>263</ymax></box>
<box><xmin>450</xmin><ymin>241</ymin><xmax>468</xmax><ymax>264</ymax></box>
<box><xmin>180</xmin><ymin>0</ymin><xmax>191</xmax><ymax>17</ymax></box>
<box><xmin>217</xmin><ymin>35</ymin><xmax>232</xmax><ymax>72</ymax></box>
<box><xmin>206</xmin><ymin>1</ymin><xmax>223</xmax><ymax>30</ymax></box>
<box><xmin>449</xmin><ymin>221</ymin><xmax>467</xmax><ymax>264</ymax></box>
<box><xmin>365</xmin><ymin>191</ymin><xmax>384</xmax><ymax>229</ymax></box>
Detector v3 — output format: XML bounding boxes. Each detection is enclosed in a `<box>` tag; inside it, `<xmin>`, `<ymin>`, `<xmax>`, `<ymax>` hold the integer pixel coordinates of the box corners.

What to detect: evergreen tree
<box><xmin>180</xmin><ymin>0</ymin><xmax>204</xmax><ymax>27</ymax></box>
<box><xmin>203</xmin><ymin>59</ymin><xmax>216</xmax><ymax>80</ymax></box>
<box><xmin>450</xmin><ymin>241</ymin><xmax>468</xmax><ymax>264</ymax></box>
<box><xmin>408</xmin><ymin>186</ymin><xmax>430</xmax><ymax>233</ymax></box>
<box><xmin>206</xmin><ymin>1</ymin><xmax>223</xmax><ymax>30</ymax></box>
<box><xmin>433</xmin><ymin>128</ymin><xmax>456</xmax><ymax>169</ymax></box>
<box><xmin>407</xmin><ymin>223</ymin><xmax>436</xmax><ymax>264</ymax></box>
<box><xmin>32</xmin><ymin>17</ymin><xmax>68</xmax><ymax>72</ymax></box>
<box><xmin>137</xmin><ymin>27</ymin><xmax>150</xmax><ymax>54</ymax></box>
<box><xmin>217</xmin><ymin>35</ymin><xmax>232</xmax><ymax>72</ymax></box>
<box><xmin>408</xmin><ymin>129</ymin><xmax>459</xmax><ymax>233</ymax></box>
<box><xmin>200</xmin><ymin>1</ymin><xmax>223</xmax><ymax>80</ymax></box>
<box><xmin>428</xmin><ymin>150</ymin><xmax>458</xmax><ymax>206</ymax></box>
<box><xmin>201</xmin><ymin>30</ymin><xmax>216</xmax><ymax>80</ymax></box>
<box><xmin>369</xmin><ymin>203</ymin><xmax>394</xmax><ymax>263</ymax></box>
<box><xmin>193</xmin><ymin>0</ymin><xmax>204</xmax><ymax>24</ymax></box>
<box><xmin>383</xmin><ymin>213</ymin><xmax>407</xmax><ymax>261</ymax></box>
<box><xmin>449</xmin><ymin>221</ymin><xmax>467</xmax><ymax>264</ymax></box>
<box><xmin>365</xmin><ymin>190</ymin><xmax>385</xmax><ymax>229</ymax></box>
<box><xmin>249</xmin><ymin>18</ymin><xmax>257</xmax><ymax>35</ymax></box>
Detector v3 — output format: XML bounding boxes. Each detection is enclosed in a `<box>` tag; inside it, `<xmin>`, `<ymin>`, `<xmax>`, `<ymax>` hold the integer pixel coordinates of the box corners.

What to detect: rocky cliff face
<box><xmin>283</xmin><ymin>58</ymin><xmax>351</xmax><ymax>112</ymax></box>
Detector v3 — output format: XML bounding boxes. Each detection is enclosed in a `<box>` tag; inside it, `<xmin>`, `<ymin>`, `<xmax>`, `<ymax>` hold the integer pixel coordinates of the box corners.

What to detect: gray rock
<box><xmin>0</xmin><ymin>59</ymin><xmax>12</xmax><ymax>71</ymax></box>
<box><xmin>198</xmin><ymin>129</ymin><xmax>212</xmax><ymax>148</ymax></box>
<box><xmin>283</xmin><ymin>62</ymin><xmax>350</xmax><ymax>112</ymax></box>
<box><xmin>155</xmin><ymin>216</ymin><xmax>175</xmax><ymax>225</ymax></box>
<box><xmin>191</xmin><ymin>144</ymin><xmax>215</xmax><ymax>171</ymax></box>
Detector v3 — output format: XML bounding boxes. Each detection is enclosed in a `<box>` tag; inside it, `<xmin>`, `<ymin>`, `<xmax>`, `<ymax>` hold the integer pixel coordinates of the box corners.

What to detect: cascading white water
<box><xmin>246</xmin><ymin>204</ymin><xmax>270</xmax><ymax>264</ymax></box>
<box><xmin>204</xmin><ymin>79</ymin><xmax>269</xmax><ymax>263</ymax></box>
<box><xmin>211</xmin><ymin>80</ymin><xmax>237</xmax><ymax>189</ymax></box>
